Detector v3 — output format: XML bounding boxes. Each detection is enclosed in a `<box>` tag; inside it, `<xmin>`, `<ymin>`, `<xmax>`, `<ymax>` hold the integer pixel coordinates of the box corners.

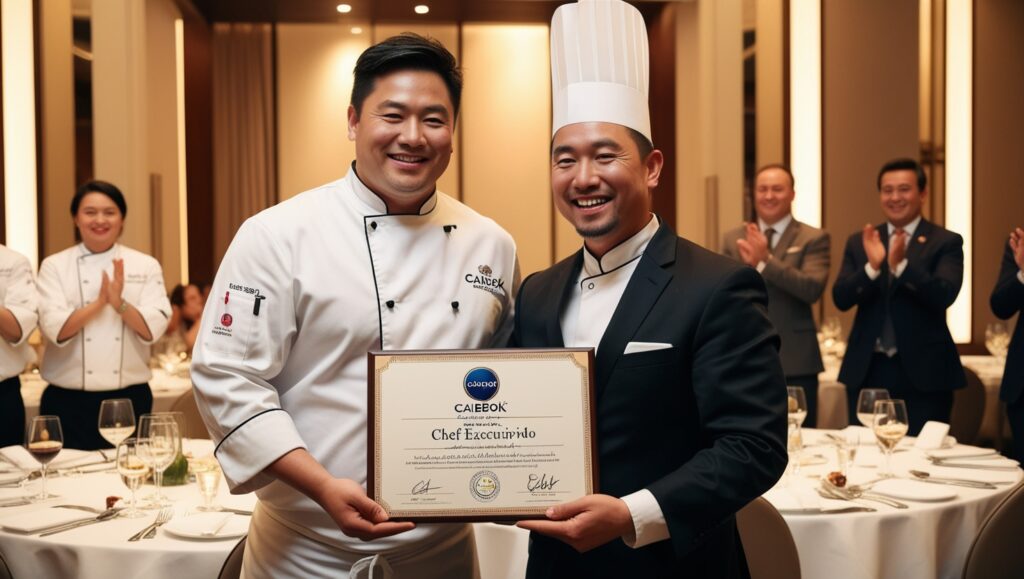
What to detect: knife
<box><xmin>37</xmin><ymin>507</ymin><xmax>122</xmax><ymax>536</ymax></box>
<box><xmin>777</xmin><ymin>506</ymin><xmax>876</xmax><ymax>515</ymax></box>
<box><xmin>912</xmin><ymin>477</ymin><xmax>997</xmax><ymax>489</ymax></box>
<box><xmin>218</xmin><ymin>507</ymin><xmax>253</xmax><ymax>516</ymax></box>
<box><xmin>927</xmin><ymin>461</ymin><xmax>1019</xmax><ymax>472</ymax></box>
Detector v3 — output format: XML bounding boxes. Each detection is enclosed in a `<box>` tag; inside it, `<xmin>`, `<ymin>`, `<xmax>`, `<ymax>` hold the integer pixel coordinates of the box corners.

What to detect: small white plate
<box><xmin>163</xmin><ymin>513</ymin><xmax>249</xmax><ymax>540</ymax></box>
<box><xmin>871</xmin><ymin>479</ymin><xmax>957</xmax><ymax>502</ymax></box>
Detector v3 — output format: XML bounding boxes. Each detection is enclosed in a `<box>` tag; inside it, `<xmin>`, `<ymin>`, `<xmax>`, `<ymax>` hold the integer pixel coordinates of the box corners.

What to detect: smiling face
<box><xmin>879</xmin><ymin>169</ymin><xmax>926</xmax><ymax>228</ymax></box>
<box><xmin>347</xmin><ymin>69</ymin><xmax>454</xmax><ymax>213</ymax></box>
<box><xmin>754</xmin><ymin>167</ymin><xmax>796</xmax><ymax>225</ymax></box>
<box><xmin>74</xmin><ymin>192</ymin><xmax>124</xmax><ymax>253</ymax></box>
<box><xmin>550</xmin><ymin>122</ymin><xmax>663</xmax><ymax>257</ymax></box>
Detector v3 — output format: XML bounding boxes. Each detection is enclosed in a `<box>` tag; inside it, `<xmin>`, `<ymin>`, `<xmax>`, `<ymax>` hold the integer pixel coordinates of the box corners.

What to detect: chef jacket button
<box><xmin>83</xmin><ymin>279</ymin><xmax>89</xmax><ymax>284</ymax></box>
<box><xmin>113</xmin><ymin>370</ymin><xmax>118</xmax><ymax>374</ymax></box>
<box><xmin>385</xmin><ymin>300</ymin><xmax>395</xmax><ymax>309</ymax></box>
<box><xmin>114</xmin><ymin>337</ymin><xmax>120</xmax><ymax>341</ymax></box>
<box><xmin>587</xmin><ymin>282</ymin><xmax>595</xmax><ymax>290</ymax></box>
<box><xmin>86</xmin><ymin>338</ymin><xmax>91</xmax><ymax>342</ymax></box>
<box><xmin>451</xmin><ymin>301</ymin><xmax>459</xmax><ymax>310</ymax></box>
<box><xmin>87</xmin><ymin>370</ymin><xmax>93</xmax><ymax>375</ymax></box>
<box><xmin>370</xmin><ymin>221</ymin><xmax>378</xmax><ymax>230</ymax></box>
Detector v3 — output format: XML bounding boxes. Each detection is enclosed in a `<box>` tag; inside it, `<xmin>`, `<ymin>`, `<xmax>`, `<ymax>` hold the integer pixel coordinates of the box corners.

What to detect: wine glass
<box><xmin>833</xmin><ymin>431</ymin><xmax>859</xmax><ymax>477</ymax></box>
<box><xmin>785</xmin><ymin>387</ymin><xmax>808</xmax><ymax>478</ymax></box>
<box><xmin>856</xmin><ymin>388</ymin><xmax>890</xmax><ymax>427</ymax></box>
<box><xmin>787</xmin><ymin>386</ymin><xmax>808</xmax><ymax>426</ymax></box>
<box><xmin>116</xmin><ymin>438</ymin><xmax>150</xmax><ymax>518</ymax></box>
<box><xmin>873</xmin><ymin>399</ymin><xmax>909</xmax><ymax>477</ymax></box>
<box><xmin>27</xmin><ymin>416</ymin><xmax>63</xmax><ymax>500</ymax></box>
<box><xmin>985</xmin><ymin>322</ymin><xmax>1010</xmax><ymax>361</ymax></box>
<box><xmin>98</xmin><ymin>399</ymin><xmax>136</xmax><ymax>448</ymax></box>
<box><xmin>193</xmin><ymin>459</ymin><xmax>223</xmax><ymax>512</ymax></box>
<box><xmin>138</xmin><ymin>416</ymin><xmax>180</xmax><ymax>507</ymax></box>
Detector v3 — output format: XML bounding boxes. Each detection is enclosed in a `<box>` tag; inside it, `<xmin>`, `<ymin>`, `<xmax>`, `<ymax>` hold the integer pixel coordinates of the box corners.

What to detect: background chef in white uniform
<box><xmin>0</xmin><ymin>244</ymin><xmax>39</xmax><ymax>447</ymax></box>
<box><xmin>37</xmin><ymin>181</ymin><xmax>171</xmax><ymax>450</ymax></box>
<box><xmin>191</xmin><ymin>34</ymin><xmax>519</xmax><ymax>579</ymax></box>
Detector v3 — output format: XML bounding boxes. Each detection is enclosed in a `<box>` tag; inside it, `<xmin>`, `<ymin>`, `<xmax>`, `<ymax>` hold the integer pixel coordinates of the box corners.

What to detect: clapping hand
<box><xmin>517</xmin><ymin>494</ymin><xmax>633</xmax><ymax>553</ymax></box>
<box><xmin>735</xmin><ymin>223</ymin><xmax>769</xmax><ymax>267</ymax></box>
<box><xmin>862</xmin><ymin>224</ymin><xmax>886</xmax><ymax>270</ymax></box>
<box><xmin>104</xmin><ymin>259</ymin><xmax>125</xmax><ymax>311</ymax></box>
<box><xmin>1011</xmin><ymin>228</ymin><xmax>1024</xmax><ymax>271</ymax></box>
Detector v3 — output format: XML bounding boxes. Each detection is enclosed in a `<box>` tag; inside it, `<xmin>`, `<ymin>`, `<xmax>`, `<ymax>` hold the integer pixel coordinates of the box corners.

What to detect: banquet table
<box><xmin>0</xmin><ymin>440</ymin><xmax>255</xmax><ymax>579</ymax></box>
<box><xmin>765</xmin><ymin>428</ymin><xmax>1023</xmax><ymax>579</ymax></box>
<box><xmin>20</xmin><ymin>368</ymin><xmax>194</xmax><ymax>429</ymax></box>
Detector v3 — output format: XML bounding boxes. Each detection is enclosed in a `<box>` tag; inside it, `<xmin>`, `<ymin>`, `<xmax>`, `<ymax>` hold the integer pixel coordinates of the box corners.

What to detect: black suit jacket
<box><xmin>832</xmin><ymin>219</ymin><xmax>965</xmax><ymax>392</ymax></box>
<box><xmin>511</xmin><ymin>222</ymin><xmax>788</xmax><ymax>579</ymax></box>
<box><xmin>991</xmin><ymin>241</ymin><xmax>1024</xmax><ymax>404</ymax></box>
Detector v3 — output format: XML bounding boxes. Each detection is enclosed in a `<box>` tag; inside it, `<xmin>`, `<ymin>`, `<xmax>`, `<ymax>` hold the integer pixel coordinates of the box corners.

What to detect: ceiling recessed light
<box><xmin>414</xmin><ymin>5</ymin><xmax>430</xmax><ymax>15</ymax></box>
<box><xmin>351</xmin><ymin>26</ymin><xmax>363</xmax><ymax>34</ymax></box>
<box><xmin>336</xmin><ymin>4</ymin><xmax>352</xmax><ymax>14</ymax></box>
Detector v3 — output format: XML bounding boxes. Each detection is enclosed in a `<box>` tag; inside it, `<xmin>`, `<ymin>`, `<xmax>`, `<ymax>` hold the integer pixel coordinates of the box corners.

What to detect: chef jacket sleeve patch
<box><xmin>204</xmin><ymin>289</ymin><xmax>257</xmax><ymax>359</ymax></box>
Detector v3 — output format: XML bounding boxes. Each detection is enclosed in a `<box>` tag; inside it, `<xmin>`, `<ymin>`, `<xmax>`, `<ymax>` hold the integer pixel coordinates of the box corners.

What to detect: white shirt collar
<box><xmin>887</xmin><ymin>215</ymin><xmax>922</xmax><ymax>237</ymax></box>
<box><xmin>757</xmin><ymin>213</ymin><xmax>793</xmax><ymax>235</ymax></box>
<box><xmin>77</xmin><ymin>242</ymin><xmax>119</xmax><ymax>258</ymax></box>
<box><xmin>582</xmin><ymin>215</ymin><xmax>659</xmax><ymax>276</ymax></box>
<box><xmin>348</xmin><ymin>162</ymin><xmax>438</xmax><ymax>215</ymax></box>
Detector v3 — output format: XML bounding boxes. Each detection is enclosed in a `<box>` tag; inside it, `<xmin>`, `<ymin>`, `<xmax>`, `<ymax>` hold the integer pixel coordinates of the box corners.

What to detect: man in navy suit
<box><xmin>833</xmin><ymin>158</ymin><xmax>965</xmax><ymax>435</ymax></box>
<box><xmin>990</xmin><ymin>227</ymin><xmax>1024</xmax><ymax>461</ymax></box>
<box><xmin>513</xmin><ymin>3</ymin><xmax>787</xmax><ymax>576</ymax></box>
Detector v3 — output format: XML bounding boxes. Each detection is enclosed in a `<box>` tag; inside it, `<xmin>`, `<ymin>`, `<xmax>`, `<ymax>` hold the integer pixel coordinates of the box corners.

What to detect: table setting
<box><xmin>0</xmin><ymin>408</ymin><xmax>255</xmax><ymax>579</ymax></box>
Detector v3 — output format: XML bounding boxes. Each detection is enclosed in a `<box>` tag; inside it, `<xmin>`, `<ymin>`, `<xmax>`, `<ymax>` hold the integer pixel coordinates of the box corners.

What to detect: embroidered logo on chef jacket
<box><xmin>464</xmin><ymin>264</ymin><xmax>506</xmax><ymax>297</ymax></box>
<box><xmin>205</xmin><ymin>286</ymin><xmax>261</xmax><ymax>358</ymax></box>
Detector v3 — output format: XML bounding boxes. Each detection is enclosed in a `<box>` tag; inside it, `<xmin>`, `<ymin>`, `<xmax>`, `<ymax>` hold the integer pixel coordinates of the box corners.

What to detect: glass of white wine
<box><xmin>856</xmin><ymin>388</ymin><xmax>890</xmax><ymax>427</ymax></box>
<box><xmin>138</xmin><ymin>416</ymin><xmax>180</xmax><ymax>507</ymax></box>
<box><xmin>873</xmin><ymin>399</ymin><xmax>909</xmax><ymax>477</ymax></box>
<box><xmin>194</xmin><ymin>459</ymin><xmax>223</xmax><ymax>512</ymax></box>
<box><xmin>116</xmin><ymin>438</ymin><xmax>150</xmax><ymax>518</ymax></box>
<box><xmin>27</xmin><ymin>416</ymin><xmax>63</xmax><ymax>501</ymax></box>
<box><xmin>98</xmin><ymin>398</ymin><xmax>136</xmax><ymax>448</ymax></box>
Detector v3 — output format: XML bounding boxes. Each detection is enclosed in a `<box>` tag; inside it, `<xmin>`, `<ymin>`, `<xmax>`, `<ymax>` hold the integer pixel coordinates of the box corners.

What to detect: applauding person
<box><xmin>991</xmin><ymin>227</ymin><xmax>1024</xmax><ymax>461</ymax></box>
<box><xmin>0</xmin><ymin>244</ymin><xmax>38</xmax><ymax>447</ymax></box>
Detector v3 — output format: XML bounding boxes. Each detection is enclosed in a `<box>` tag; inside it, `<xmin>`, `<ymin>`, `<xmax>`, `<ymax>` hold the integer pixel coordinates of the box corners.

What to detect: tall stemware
<box><xmin>138</xmin><ymin>415</ymin><xmax>179</xmax><ymax>507</ymax></box>
<box><xmin>116</xmin><ymin>438</ymin><xmax>150</xmax><ymax>518</ymax></box>
<box><xmin>873</xmin><ymin>399</ymin><xmax>909</xmax><ymax>478</ymax></box>
<box><xmin>98</xmin><ymin>398</ymin><xmax>136</xmax><ymax>448</ymax></box>
<box><xmin>26</xmin><ymin>416</ymin><xmax>63</xmax><ymax>501</ymax></box>
<box><xmin>856</xmin><ymin>388</ymin><xmax>890</xmax><ymax>427</ymax></box>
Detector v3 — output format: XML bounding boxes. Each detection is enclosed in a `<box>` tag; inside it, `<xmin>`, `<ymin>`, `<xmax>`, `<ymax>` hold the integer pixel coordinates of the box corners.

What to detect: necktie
<box><xmin>878</xmin><ymin>228</ymin><xmax>904</xmax><ymax>354</ymax></box>
<box><xmin>765</xmin><ymin>228</ymin><xmax>776</xmax><ymax>251</ymax></box>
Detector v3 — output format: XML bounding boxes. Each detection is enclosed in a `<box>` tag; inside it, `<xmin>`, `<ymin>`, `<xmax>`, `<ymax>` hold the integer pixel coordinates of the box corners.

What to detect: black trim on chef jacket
<box><xmin>578</xmin><ymin>254</ymin><xmax>642</xmax><ymax>289</ymax></box>
<box><xmin>214</xmin><ymin>408</ymin><xmax>288</xmax><ymax>457</ymax></box>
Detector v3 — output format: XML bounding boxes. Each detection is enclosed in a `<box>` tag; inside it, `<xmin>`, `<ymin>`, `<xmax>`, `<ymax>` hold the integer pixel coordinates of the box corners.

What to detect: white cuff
<box><xmin>756</xmin><ymin>260</ymin><xmax>767</xmax><ymax>273</ymax></box>
<box><xmin>1017</xmin><ymin>270</ymin><xmax>1024</xmax><ymax>285</ymax></box>
<box><xmin>864</xmin><ymin>263</ymin><xmax>881</xmax><ymax>280</ymax></box>
<box><xmin>620</xmin><ymin>489</ymin><xmax>670</xmax><ymax>548</ymax></box>
<box><xmin>215</xmin><ymin>409</ymin><xmax>307</xmax><ymax>494</ymax></box>
<box><xmin>893</xmin><ymin>259</ymin><xmax>908</xmax><ymax>277</ymax></box>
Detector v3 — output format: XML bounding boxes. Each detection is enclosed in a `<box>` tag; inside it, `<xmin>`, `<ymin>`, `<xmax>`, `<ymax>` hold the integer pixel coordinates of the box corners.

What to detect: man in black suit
<box><xmin>991</xmin><ymin>227</ymin><xmax>1024</xmax><ymax>461</ymax></box>
<box><xmin>833</xmin><ymin>158</ymin><xmax>965</xmax><ymax>435</ymax></box>
<box><xmin>513</xmin><ymin>3</ymin><xmax>788</xmax><ymax>576</ymax></box>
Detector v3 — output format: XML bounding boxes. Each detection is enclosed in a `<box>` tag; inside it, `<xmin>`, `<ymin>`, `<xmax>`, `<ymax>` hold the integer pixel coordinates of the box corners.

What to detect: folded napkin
<box><xmin>763</xmin><ymin>485</ymin><xmax>821</xmax><ymax>511</ymax></box>
<box><xmin>0</xmin><ymin>446</ymin><xmax>100</xmax><ymax>471</ymax></box>
<box><xmin>928</xmin><ymin>445</ymin><xmax>1003</xmax><ymax>460</ymax></box>
<box><xmin>0</xmin><ymin>507</ymin><xmax>93</xmax><ymax>533</ymax></box>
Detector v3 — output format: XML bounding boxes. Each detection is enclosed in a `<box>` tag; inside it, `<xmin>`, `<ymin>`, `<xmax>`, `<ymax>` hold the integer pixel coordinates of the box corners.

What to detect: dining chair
<box><xmin>0</xmin><ymin>547</ymin><xmax>13</xmax><ymax>579</ymax></box>
<box><xmin>170</xmin><ymin>389</ymin><xmax>212</xmax><ymax>440</ymax></box>
<box><xmin>962</xmin><ymin>481</ymin><xmax>1024</xmax><ymax>579</ymax></box>
<box><xmin>736</xmin><ymin>497</ymin><xmax>801</xmax><ymax>579</ymax></box>
<box><xmin>950</xmin><ymin>367</ymin><xmax>986</xmax><ymax>446</ymax></box>
<box><xmin>217</xmin><ymin>536</ymin><xmax>246</xmax><ymax>579</ymax></box>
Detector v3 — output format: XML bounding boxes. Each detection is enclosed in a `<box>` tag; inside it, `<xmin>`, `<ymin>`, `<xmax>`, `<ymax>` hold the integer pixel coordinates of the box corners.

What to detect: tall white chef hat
<box><xmin>550</xmin><ymin>0</ymin><xmax>651</xmax><ymax>142</ymax></box>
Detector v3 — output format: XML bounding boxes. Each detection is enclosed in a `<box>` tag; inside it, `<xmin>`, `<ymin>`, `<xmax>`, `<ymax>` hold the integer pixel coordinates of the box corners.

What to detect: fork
<box><xmin>820</xmin><ymin>481</ymin><xmax>909</xmax><ymax>509</ymax></box>
<box><xmin>129</xmin><ymin>507</ymin><xmax>173</xmax><ymax>542</ymax></box>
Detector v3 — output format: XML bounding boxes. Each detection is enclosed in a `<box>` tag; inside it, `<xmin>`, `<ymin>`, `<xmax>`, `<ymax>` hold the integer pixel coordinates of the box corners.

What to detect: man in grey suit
<box><xmin>723</xmin><ymin>164</ymin><xmax>830</xmax><ymax>426</ymax></box>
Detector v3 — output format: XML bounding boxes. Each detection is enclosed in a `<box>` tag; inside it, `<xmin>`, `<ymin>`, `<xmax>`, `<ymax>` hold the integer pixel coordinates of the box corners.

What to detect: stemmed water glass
<box><xmin>26</xmin><ymin>416</ymin><xmax>63</xmax><ymax>501</ymax></box>
<box><xmin>116</xmin><ymin>438</ymin><xmax>150</xmax><ymax>518</ymax></box>
<box><xmin>138</xmin><ymin>415</ymin><xmax>180</xmax><ymax>507</ymax></box>
<box><xmin>856</xmin><ymin>388</ymin><xmax>890</xmax><ymax>427</ymax></box>
<box><xmin>873</xmin><ymin>399</ymin><xmax>909</xmax><ymax>478</ymax></box>
<box><xmin>193</xmin><ymin>459</ymin><xmax>223</xmax><ymax>512</ymax></box>
<box><xmin>98</xmin><ymin>399</ymin><xmax>136</xmax><ymax>448</ymax></box>
<box><xmin>786</xmin><ymin>386</ymin><xmax>808</xmax><ymax>478</ymax></box>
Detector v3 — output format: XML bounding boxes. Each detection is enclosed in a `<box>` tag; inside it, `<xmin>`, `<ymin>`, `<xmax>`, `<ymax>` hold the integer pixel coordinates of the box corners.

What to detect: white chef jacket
<box><xmin>0</xmin><ymin>245</ymin><xmax>38</xmax><ymax>380</ymax></box>
<box><xmin>37</xmin><ymin>243</ymin><xmax>171</xmax><ymax>390</ymax></box>
<box><xmin>191</xmin><ymin>168</ymin><xmax>519</xmax><ymax>558</ymax></box>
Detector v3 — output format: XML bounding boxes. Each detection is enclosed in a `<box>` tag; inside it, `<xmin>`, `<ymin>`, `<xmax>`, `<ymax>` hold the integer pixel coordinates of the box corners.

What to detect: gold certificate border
<box><xmin>367</xmin><ymin>348</ymin><xmax>596</xmax><ymax>522</ymax></box>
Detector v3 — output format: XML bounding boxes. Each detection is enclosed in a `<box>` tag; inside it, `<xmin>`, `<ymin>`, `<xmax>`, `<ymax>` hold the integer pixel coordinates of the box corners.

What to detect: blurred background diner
<box><xmin>0</xmin><ymin>1</ymin><xmax>1022</xmax><ymax>578</ymax></box>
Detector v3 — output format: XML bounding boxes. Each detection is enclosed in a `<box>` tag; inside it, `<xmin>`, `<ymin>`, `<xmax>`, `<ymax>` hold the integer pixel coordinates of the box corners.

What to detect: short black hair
<box><xmin>351</xmin><ymin>34</ymin><xmax>462</xmax><ymax>121</ymax></box>
<box><xmin>626</xmin><ymin>127</ymin><xmax>654</xmax><ymax>160</ymax></box>
<box><xmin>71</xmin><ymin>180</ymin><xmax>127</xmax><ymax>218</ymax></box>
<box><xmin>877</xmin><ymin>158</ymin><xmax>927</xmax><ymax>191</ymax></box>
<box><xmin>755</xmin><ymin>163</ymin><xmax>795</xmax><ymax>188</ymax></box>
<box><xmin>169</xmin><ymin>283</ymin><xmax>187</xmax><ymax>307</ymax></box>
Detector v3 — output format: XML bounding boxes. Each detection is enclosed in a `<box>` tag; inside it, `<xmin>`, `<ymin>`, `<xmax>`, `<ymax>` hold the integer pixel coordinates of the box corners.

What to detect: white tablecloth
<box><xmin>766</xmin><ymin>429</ymin><xmax>1022</xmax><ymax>579</ymax></box>
<box><xmin>20</xmin><ymin>368</ymin><xmax>194</xmax><ymax>428</ymax></box>
<box><xmin>0</xmin><ymin>440</ymin><xmax>255</xmax><ymax>579</ymax></box>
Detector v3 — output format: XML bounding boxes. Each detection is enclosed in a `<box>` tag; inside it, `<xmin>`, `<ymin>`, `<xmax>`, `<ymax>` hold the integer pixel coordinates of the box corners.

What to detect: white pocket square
<box><xmin>624</xmin><ymin>342</ymin><xmax>673</xmax><ymax>355</ymax></box>
<box><xmin>785</xmin><ymin>246</ymin><xmax>803</xmax><ymax>254</ymax></box>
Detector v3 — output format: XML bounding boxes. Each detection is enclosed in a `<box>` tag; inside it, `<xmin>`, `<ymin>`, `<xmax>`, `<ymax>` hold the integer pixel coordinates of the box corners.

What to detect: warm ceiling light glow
<box><xmin>351</xmin><ymin>26</ymin><xmax>363</xmax><ymax>34</ymax></box>
<box><xmin>336</xmin><ymin>4</ymin><xmax>352</xmax><ymax>14</ymax></box>
<box><xmin>414</xmin><ymin>5</ymin><xmax>429</xmax><ymax>15</ymax></box>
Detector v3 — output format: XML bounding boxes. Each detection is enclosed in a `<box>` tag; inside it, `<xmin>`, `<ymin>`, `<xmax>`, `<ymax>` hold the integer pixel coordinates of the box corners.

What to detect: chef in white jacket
<box><xmin>192</xmin><ymin>34</ymin><xmax>518</xmax><ymax>578</ymax></box>
<box><xmin>0</xmin><ymin>244</ymin><xmax>39</xmax><ymax>447</ymax></box>
<box><xmin>37</xmin><ymin>181</ymin><xmax>171</xmax><ymax>450</ymax></box>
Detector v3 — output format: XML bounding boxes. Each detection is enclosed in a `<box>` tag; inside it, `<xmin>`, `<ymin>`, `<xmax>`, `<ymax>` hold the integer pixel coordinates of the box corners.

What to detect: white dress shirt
<box><xmin>559</xmin><ymin>215</ymin><xmax>669</xmax><ymax>549</ymax></box>
<box><xmin>37</xmin><ymin>243</ymin><xmax>170</xmax><ymax>390</ymax></box>
<box><xmin>0</xmin><ymin>245</ymin><xmax>38</xmax><ymax>380</ymax></box>
<box><xmin>755</xmin><ymin>213</ymin><xmax>793</xmax><ymax>272</ymax></box>
<box><xmin>865</xmin><ymin>215</ymin><xmax>921</xmax><ymax>280</ymax></box>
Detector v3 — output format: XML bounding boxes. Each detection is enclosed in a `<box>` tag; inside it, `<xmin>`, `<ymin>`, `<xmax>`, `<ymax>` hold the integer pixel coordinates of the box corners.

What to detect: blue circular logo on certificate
<box><xmin>464</xmin><ymin>367</ymin><xmax>500</xmax><ymax>401</ymax></box>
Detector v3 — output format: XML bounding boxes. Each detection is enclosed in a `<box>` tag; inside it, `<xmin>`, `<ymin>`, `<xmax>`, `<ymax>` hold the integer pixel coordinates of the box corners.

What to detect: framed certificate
<box><xmin>367</xmin><ymin>348</ymin><xmax>597</xmax><ymax>522</ymax></box>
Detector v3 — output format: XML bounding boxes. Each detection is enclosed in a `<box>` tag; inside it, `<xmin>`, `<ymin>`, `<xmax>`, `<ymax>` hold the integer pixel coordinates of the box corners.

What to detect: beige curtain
<box><xmin>212</xmin><ymin>23</ymin><xmax>277</xmax><ymax>263</ymax></box>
